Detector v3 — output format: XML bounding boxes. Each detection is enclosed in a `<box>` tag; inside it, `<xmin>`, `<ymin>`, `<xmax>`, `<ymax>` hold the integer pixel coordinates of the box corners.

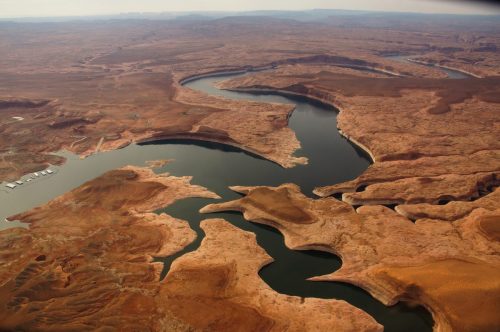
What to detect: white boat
<box><xmin>5</xmin><ymin>183</ymin><xmax>16</xmax><ymax>189</ymax></box>
<box><xmin>15</xmin><ymin>180</ymin><xmax>23</xmax><ymax>185</ymax></box>
<box><xmin>41</xmin><ymin>171</ymin><xmax>47</xmax><ymax>176</ymax></box>
<box><xmin>33</xmin><ymin>172</ymin><xmax>39</xmax><ymax>177</ymax></box>
<box><xmin>46</xmin><ymin>169</ymin><xmax>54</xmax><ymax>174</ymax></box>
<box><xmin>26</xmin><ymin>178</ymin><xmax>32</xmax><ymax>182</ymax></box>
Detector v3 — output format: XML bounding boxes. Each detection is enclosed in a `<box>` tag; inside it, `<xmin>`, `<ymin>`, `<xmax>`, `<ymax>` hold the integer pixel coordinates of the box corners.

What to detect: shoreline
<box><xmin>2</xmin><ymin>58</ymin><xmax>402</xmax><ymax>184</ymax></box>
<box><xmin>223</xmin><ymin>86</ymin><xmax>377</xmax><ymax>163</ymax></box>
<box><xmin>178</xmin><ymin>65</ymin><xmax>276</xmax><ymax>85</ymax></box>
<box><xmin>406</xmin><ymin>58</ymin><xmax>481</xmax><ymax>78</ymax></box>
<box><xmin>178</xmin><ymin>61</ymin><xmax>405</xmax><ymax>86</ymax></box>
<box><xmin>137</xmin><ymin>134</ymin><xmax>304</xmax><ymax>168</ymax></box>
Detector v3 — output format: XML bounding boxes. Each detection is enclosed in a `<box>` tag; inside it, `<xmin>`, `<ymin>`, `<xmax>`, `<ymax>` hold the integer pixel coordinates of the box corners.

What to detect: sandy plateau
<box><xmin>0</xmin><ymin>13</ymin><xmax>499</xmax><ymax>332</ymax></box>
<box><xmin>160</xmin><ymin>218</ymin><xmax>382</xmax><ymax>332</ymax></box>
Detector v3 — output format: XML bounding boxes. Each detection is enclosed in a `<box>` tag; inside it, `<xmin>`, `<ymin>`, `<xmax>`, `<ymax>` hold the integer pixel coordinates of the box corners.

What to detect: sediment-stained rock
<box><xmin>174</xmin><ymin>80</ymin><xmax>306</xmax><ymax>168</ymax></box>
<box><xmin>217</xmin><ymin>69</ymin><xmax>500</xmax><ymax>205</ymax></box>
<box><xmin>158</xmin><ymin>218</ymin><xmax>382</xmax><ymax>332</ymax></box>
<box><xmin>0</xmin><ymin>71</ymin><xmax>305</xmax><ymax>183</ymax></box>
<box><xmin>0</xmin><ymin>168</ymin><xmax>386</xmax><ymax>332</ymax></box>
<box><xmin>201</xmin><ymin>184</ymin><xmax>500</xmax><ymax>332</ymax></box>
<box><xmin>396</xmin><ymin>187</ymin><xmax>500</xmax><ymax>221</ymax></box>
<box><xmin>0</xmin><ymin>166</ymin><xmax>218</xmax><ymax>330</ymax></box>
<box><xmin>412</xmin><ymin>50</ymin><xmax>500</xmax><ymax>78</ymax></box>
<box><xmin>341</xmin><ymin>172</ymin><xmax>499</xmax><ymax>205</ymax></box>
<box><xmin>146</xmin><ymin>159</ymin><xmax>173</xmax><ymax>169</ymax></box>
<box><xmin>314</xmin><ymin>152</ymin><xmax>499</xmax><ymax>204</ymax></box>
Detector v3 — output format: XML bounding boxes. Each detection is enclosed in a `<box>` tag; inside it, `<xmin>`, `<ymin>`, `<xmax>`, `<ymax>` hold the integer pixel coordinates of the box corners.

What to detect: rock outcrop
<box><xmin>0</xmin><ymin>167</ymin><xmax>386</xmax><ymax>331</ymax></box>
<box><xmin>159</xmin><ymin>218</ymin><xmax>382</xmax><ymax>332</ymax></box>
<box><xmin>0</xmin><ymin>166</ymin><xmax>218</xmax><ymax>330</ymax></box>
<box><xmin>216</xmin><ymin>67</ymin><xmax>500</xmax><ymax>208</ymax></box>
<box><xmin>201</xmin><ymin>184</ymin><xmax>500</xmax><ymax>332</ymax></box>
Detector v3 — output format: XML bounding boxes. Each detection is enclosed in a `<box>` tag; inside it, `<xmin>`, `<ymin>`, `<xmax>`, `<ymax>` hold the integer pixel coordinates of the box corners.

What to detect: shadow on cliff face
<box><xmin>287</xmin><ymin>74</ymin><xmax>500</xmax><ymax>115</ymax></box>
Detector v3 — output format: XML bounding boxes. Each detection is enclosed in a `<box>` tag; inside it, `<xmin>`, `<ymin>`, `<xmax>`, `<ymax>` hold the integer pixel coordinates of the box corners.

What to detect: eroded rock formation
<box><xmin>0</xmin><ymin>166</ymin><xmax>390</xmax><ymax>331</ymax></box>
<box><xmin>159</xmin><ymin>218</ymin><xmax>382</xmax><ymax>332</ymax></box>
<box><xmin>0</xmin><ymin>166</ymin><xmax>218</xmax><ymax>330</ymax></box>
<box><xmin>216</xmin><ymin>66</ymin><xmax>500</xmax><ymax>207</ymax></box>
<box><xmin>201</xmin><ymin>184</ymin><xmax>500</xmax><ymax>332</ymax></box>
<box><xmin>396</xmin><ymin>187</ymin><xmax>500</xmax><ymax>221</ymax></box>
<box><xmin>0</xmin><ymin>72</ymin><xmax>304</xmax><ymax>182</ymax></box>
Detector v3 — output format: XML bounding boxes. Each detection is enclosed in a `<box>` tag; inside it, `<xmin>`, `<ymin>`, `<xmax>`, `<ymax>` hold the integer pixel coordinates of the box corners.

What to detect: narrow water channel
<box><xmin>386</xmin><ymin>54</ymin><xmax>471</xmax><ymax>79</ymax></box>
<box><xmin>0</xmin><ymin>71</ymin><xmax>433</xmax><ymax>331</ymax></box>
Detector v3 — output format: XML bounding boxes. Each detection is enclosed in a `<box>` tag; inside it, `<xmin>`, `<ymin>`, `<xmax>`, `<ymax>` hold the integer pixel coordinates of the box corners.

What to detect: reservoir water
<box><xmin>0</xmin><ymin>72</ymin><xmax>433</xmax><ymax>331</ymax></box>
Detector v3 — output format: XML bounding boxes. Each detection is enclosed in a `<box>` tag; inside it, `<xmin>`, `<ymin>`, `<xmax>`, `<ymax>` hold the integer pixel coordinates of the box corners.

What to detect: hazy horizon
<box><xmin>0</xmin><ymin>0</ymin><xmax>499</xmax><ymax>19</ymax></box>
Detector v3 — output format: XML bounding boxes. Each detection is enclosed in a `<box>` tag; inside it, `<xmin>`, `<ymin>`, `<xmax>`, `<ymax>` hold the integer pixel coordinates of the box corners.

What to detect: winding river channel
<box><xmin>1</xmin><ymin>72</ymin><xmax>434</xmax><ymax>331</ymax></box>
<box><xmin>386</xmin><ymin>55</ymin><xmax>471</xmax><ymax>79</ymax></box>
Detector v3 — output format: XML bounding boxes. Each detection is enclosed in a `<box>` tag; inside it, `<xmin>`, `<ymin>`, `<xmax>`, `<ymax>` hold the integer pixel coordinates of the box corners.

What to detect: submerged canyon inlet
<box><xmin>1</xmin><ymin>71</ymin><xmax>432</xmax><ymax>330</ymax></box>
<box><xmin>2</xmin><ymin>70</ymin><xmax>432</xmax><ymax>331</ymax></box>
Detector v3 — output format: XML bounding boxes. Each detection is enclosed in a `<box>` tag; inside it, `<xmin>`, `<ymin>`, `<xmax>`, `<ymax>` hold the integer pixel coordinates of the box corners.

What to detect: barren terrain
<box><xmin>202</xmin><ymin>184</ymin><xmax>500</xmax><ymax>332</ymax></box>
<box><xmin>0</xmin><ymin>166</ymin><xmax>218</xmax><ymax>329</ymax></box>
<box><xmin>0</xmin><ymin>12</ymin><xmax>499</xmax><ymax>332</ymax></box>
<box><xmin>0</xmin><ymin>166</ymin><xmax>383</xmax><ymax>331</ymax></box>
<box><xmin>218</xmin><ymin>68</ymin><xmax>500</xmax><ymax>204</ymax></box>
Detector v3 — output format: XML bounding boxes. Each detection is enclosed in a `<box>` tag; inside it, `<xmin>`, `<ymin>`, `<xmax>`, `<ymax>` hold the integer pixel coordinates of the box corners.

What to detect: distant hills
<box><xmin>1</xmin><ymin>8</ymin><xmax>499</xmax><ymax>25</ymax></box>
